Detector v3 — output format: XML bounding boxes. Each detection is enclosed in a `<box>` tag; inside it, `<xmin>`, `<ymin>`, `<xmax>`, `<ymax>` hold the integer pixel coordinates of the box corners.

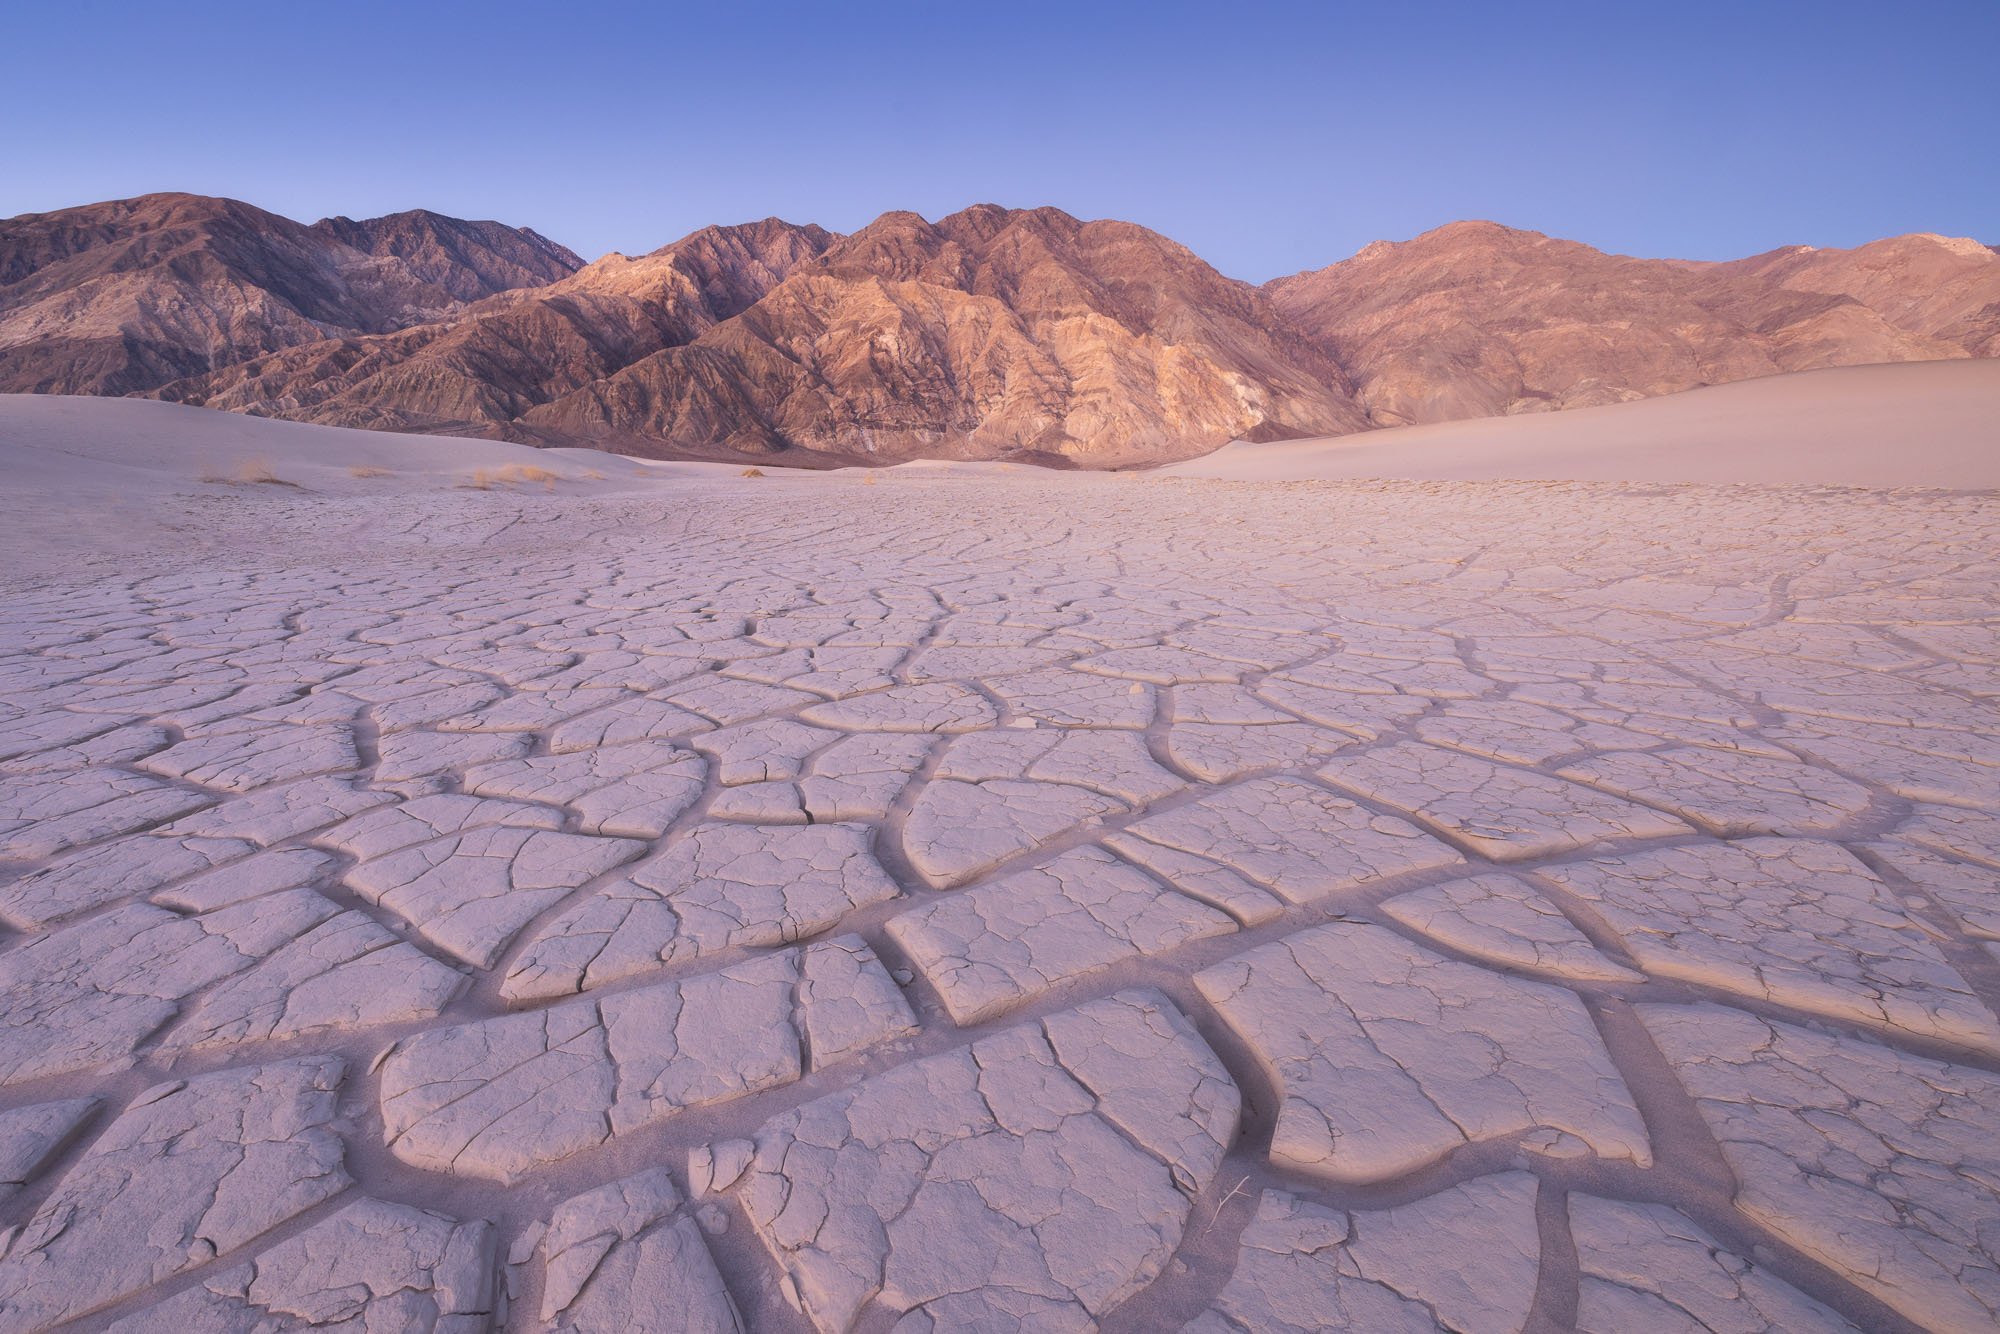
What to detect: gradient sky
<box><xmin>5</xmin><ymin>0</ymin><xmax>1994</xmax><ymax>281</ymax></box>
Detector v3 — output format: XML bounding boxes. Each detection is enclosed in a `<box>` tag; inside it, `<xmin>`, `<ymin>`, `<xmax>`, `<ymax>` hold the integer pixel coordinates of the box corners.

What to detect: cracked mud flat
<box><xmin>1</xmin><ymin>460</ymin><xmax>1998</xmax><ymax>1333</ymax></box>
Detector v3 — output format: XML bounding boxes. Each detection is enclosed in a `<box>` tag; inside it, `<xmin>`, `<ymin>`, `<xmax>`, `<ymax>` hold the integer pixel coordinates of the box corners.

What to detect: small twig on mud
<box><xmin>1205</xmin><ymin>1174</ymin><xmax>1253</xmax><ymax>1230</ymax></box>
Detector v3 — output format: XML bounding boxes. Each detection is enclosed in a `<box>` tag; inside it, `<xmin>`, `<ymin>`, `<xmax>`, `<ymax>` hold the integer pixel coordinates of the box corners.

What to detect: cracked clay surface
<box><xmin>1</xmin><ymin>469</ymin><xmax>1997</xmax><ymax>1330</ymax></box>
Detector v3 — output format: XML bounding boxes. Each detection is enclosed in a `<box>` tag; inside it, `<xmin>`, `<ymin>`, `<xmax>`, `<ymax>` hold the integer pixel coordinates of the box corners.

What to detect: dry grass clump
<box><xmin>496</xmin><ymin>462</ymin><xmax>559</xmax><ymax>485</ymax></box>
<box><xmin>464</xmin><ymin>461</ymin><xmax>561</xmax><ymax>492</ymax></box>
<box><xmin>863</xmin><ymin>472</ymin><xmax>880</xmax><ymax>486</ymax></box>
<box><xmin>348</xmin><ymin>464</ymin><xmax>393</xmax><ymax>479</ymax></box>
<box><xmin>235</xmin><ymin>458</ymin><xmax>292</xmax><ymax>485</ymax></box>
<box><xmin>200</xmin><ymin>457</ymin><xmax>298</xmax><ymax>487</ymax></box>
<box><xmin>740</xmin><ymin>467</ymin><xmax>766</xmax><ymax>478</ymax></box>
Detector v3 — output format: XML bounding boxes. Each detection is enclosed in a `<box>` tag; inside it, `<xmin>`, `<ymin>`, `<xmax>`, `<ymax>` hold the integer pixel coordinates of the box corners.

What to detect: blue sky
<box><xmin>4</xmin><ymin>0</ymin><xmax>1994</xmax><ymax>281</ymax></box>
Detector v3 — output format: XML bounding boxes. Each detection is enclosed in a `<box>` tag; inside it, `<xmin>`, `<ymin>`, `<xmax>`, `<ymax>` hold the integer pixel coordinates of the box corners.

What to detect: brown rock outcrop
<box><xmin>3</xmin><ymin>192</ymin><xmax>1994</xmax><ymax>464</ymax></box>
<box><xmin>1266</xmin><ymin>221</ymin><xmax>1988</xmax><ymax>427</ymax></box>
<box><xmin>1718</xmin><ymin>233</ymin><xmax>2000</xmax><ymax>357</ymax></box>
<box><xmin>160</xmin><ymin>217</ymin><xmax>832</xmax><ymax>441</ymax></box>
<box><xmin>309</xmin><ymin>208</ymin><xmax>581</xmax><ymax>305</ymax></box>
<box><xmin>518</xmin><ymin>205</ymin><xmax>1365</xmax><ymax>464</ymax></box>
<box><xmin>165</xmin><ymin>205</ymin><xmax>1362</xmax><ymax>464</ymax></box>
<box><xmin>0</xmin><ymin>193</ymin><xmax>580</xmax><ymax>395</ymax></box>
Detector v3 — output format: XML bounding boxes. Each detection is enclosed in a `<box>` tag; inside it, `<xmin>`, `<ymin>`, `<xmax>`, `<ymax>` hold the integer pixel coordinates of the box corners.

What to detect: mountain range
<box><xmin>3</xmin><ymin>192</ymin><xmax>1994</xmax><ymax>466</ymax></box>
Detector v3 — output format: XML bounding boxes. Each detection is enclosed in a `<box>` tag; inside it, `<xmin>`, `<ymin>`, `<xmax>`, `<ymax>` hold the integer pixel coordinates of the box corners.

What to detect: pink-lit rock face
<box><xmin>12</xmin><ymin>192</ymin><xmax>1997</xmax><ymax>467</ymax></box>
<box><xmin>1</xmin><ymin>393</ymin><xmax>1996</xmax><ymax>1329</ymax></box>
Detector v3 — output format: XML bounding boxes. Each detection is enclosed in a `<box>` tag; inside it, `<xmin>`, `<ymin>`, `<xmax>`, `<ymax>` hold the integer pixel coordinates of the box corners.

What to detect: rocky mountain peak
<box><xmin>3</xmin><ymin>192</ymin><xmax>1993</xmax><ymax>463</ymax></box>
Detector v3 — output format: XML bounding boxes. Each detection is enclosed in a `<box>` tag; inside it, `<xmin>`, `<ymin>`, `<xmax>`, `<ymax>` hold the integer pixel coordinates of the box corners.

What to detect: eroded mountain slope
<box><xmin>0</xmin><ymin>193</ymin><xmax>580</xmax><ymax>396</ymax></box>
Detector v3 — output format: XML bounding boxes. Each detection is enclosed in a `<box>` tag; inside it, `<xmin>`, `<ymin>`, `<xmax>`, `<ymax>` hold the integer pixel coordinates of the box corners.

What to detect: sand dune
<box><xmin>0</xmin><ymin>393</ymin><xmax>713</xmax><ymax>493</ymax></box>
<box><xmin>1167</xmin><ymin>360</ymin><xmax>2000</xmax><ymax>488</ymax></box>
<box><xmin>7</xmin><ymin>360</ymin><xmax>1996</xmax><ymax>500</ymax></box>
<box><xmin>0</xmin><ymin>394</ymin><xmax>744</xmax><ymax>583</ymax></box>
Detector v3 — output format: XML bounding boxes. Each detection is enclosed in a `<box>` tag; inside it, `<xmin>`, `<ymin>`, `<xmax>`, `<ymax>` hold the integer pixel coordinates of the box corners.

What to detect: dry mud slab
<box><xmin>1</xmin><ymin>430</ymin><xmax>1998</xmax><ymax>1330</ymax></box>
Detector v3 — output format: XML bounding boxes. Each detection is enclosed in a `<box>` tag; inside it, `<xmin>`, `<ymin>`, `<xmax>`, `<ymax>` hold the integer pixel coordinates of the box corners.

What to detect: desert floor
<box><xmin>0</xmin><ymin>394</ymin><xmax>1997</xmax><ymax>1332</ymax></box>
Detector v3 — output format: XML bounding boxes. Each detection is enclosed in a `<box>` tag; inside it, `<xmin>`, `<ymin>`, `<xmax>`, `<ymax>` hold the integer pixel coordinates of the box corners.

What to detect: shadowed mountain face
<box><xmin>308</xmin><ymin>210</ymin><xmax>584</xmax><ymax>306</ymax></box>
<box><xmin>160</xmin><ymin>205</ymin><xmax>1364</xmax><ymax>464</ymax></box>
<box><xmin>156</xmin><ymin>218</ymin><xmax>838</xmax><ymax>442</ymax></box>
<box><xmin>0</xmin><ymin>194</ymin><xmax>582</xmax><ymax>395</ymax></box>
<box><xmin>2</xmin><ymin>194</ymin><xmax>1994</xmax><ymax>464</ymax></box>
<box><xmin>1265</xmin><ymin>222</ymin><xmax>1996</xmax><ymax>427</ymax></box>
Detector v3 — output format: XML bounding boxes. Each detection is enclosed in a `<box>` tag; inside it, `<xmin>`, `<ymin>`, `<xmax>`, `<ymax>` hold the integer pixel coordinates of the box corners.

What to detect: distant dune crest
<box><xmin>2</xmin><ymin>194</ymin><xmax>1994</xmax><ymax>467</ymax></box>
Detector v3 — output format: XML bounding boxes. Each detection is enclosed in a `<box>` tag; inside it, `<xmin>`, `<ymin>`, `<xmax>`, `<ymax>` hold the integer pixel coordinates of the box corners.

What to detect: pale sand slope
<box><xmin>0</xmin><ymin>393</ymin><xmax>737</xmax><ymax>492</ymax></box>
<box><xmin>0</xmin><ymin>393</ymin><xmax>1998</xmax><ymax>1331</ymax></box>
<box><xmin>0</xmin><ymin>394</ymin><xmax>746</xmax><ymax>581</ymax></box>
<box><xmin>1167</xmin><ymin>360</ymin><xmax>2000</xmax><ymax>488</ymax></box>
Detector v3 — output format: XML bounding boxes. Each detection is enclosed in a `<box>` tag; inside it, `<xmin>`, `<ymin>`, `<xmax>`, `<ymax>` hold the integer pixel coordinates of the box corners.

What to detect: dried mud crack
<box><xmin>0</xmin><ymin>470</ymin><xmax>1996</xmax><ymax>1332</ymax></box>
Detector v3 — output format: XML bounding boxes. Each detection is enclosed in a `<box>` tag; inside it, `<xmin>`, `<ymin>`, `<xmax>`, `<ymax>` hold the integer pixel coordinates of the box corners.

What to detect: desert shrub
<box><xmin>201</xmin><ymin>457</ymin><xmax>298</xmax><ymax>486</ymax></box>
<box><xmin>463</xmin><ymin>462</ymin><xmax>562</xmax><ymax>491</ymax></box>
<box><xmin>496</xmin><ymin>463</ymin><xmax>559</xmax><ymax>485</ymax></box>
